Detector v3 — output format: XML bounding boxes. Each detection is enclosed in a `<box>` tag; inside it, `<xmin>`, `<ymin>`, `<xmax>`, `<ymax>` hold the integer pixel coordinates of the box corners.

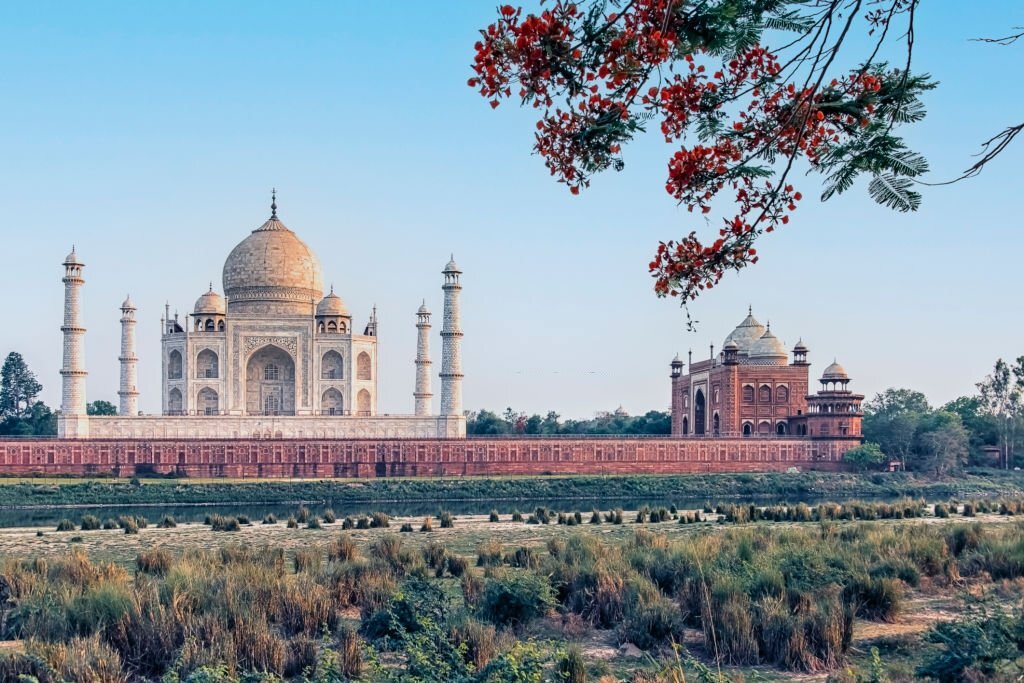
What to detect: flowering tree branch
<box><xmin>469</xmin><ymin>0</ymin><xmax>938</xmax><ymax>325</ymax></box>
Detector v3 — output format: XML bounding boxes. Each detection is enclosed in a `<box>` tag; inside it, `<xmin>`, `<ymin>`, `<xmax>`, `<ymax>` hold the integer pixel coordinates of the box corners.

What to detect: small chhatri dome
<box><xmin>793</xmin><ymin>338</ymin><xmax>808</xmax><ymax>352</ymax></box>
<box><xmin>822</xmin><ymin>360</ymin><xmax>849</xmax><ymax>381</ymax></box>
<box><xmin>749</xmin><ymin>325</ymin><xmax>788</xmax><ymax>362</ymax></box>
<box><xmin>222</xmin><ymin>193</ymin><xmax>324</xmax><ymax>314</ymax></box>
<box><xmin>444</xmin><ymin>254</ymin><xmax>461</xmax><ymax>273</ymax></box>
<box><xmin>723</xmin><ymin>307</ymin><xmax>766</xmax><ymax>355</ymax></box>
<box><xmin>723</xmin><ymin>340</ymin><xmax>739</xmax><ymax>351</ymax></box>
<box><xmin>121</xmin><ymin>295</ymin><xmax>135</xmax><ymax>310</ymax></box>
<box><xmin>64</xmin><ymin>246</ymin><xmax>82</xmax><ymax>265</ymax></box>
<box><xmin>316</xmin><ymin>286</ymin><xmax>350</xmax><ymax>317</ymax></box>
<box><xmin>417</xmin><ymin>299</ymin><xmax>430</xmax><ymax>315</ymax></box>
<box><xmin>194</xmin><ymin>285</ymin><xmax>226</xmax><ymax>315</ymax></box>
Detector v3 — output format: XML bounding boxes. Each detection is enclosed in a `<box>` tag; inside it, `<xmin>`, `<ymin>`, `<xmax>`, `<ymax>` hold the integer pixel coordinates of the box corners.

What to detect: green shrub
<box><xmin>263</xmin><ymin>513</ymin><xmax>277</xmax><ymax>524</ymax></box>
<box><xmin>306</xmin><ymin>517</ymin><xmax>322</xmax><ymax>530</ymax></box>
<box><xmin>121</xmin><ymin>517</ymin><xmax>139</xmax><ymax>535</ymax></box>
<box><xmin>296</xmin><ymin>506</ymin><xmax>311</xmax><ymax>523</ymax></box>
<box><xmin>80</xmin><ymin>515</ymin><xmax>101</xmax><ymax>531</ymax></box>
<box><xmin>236</xmin><ymin>515</ymin><xmax>251</xmax><ymax>525</ymax></box>
<box><xmin>589</xmin><ymin>509</ymin><xmax>602</xmax><ymax>524</ymax></box>
<box><xmin>420</xmin><ymin>516</ymin><xmax>434</xmax><ymax>532</ymax></box>
<box><xmin>477</xmin><ymin>571</ymin><xmax>555</xmax><ymax>628</ymax></box>
<box><xmin>286</xmin><ymin>516</ymin><xmax>298</xmax><ymax>529</ymax></box>
<box><xmin>370</xmin><ymin>511</ymin><xmax>390</xmax><ymax>528</ymax></box>
<box><xmin>917</xmin><ymin>607</ymin><xmax>1023</xmax><ymax>682</ymax></box>
<box><xmin>439</xmin><ymin>511</ymin><xmax>455</xmax><ymax>528</ymax></box>
<box><xmin>511</xmin><ymin>510</ymin><xmax>523</xmax><ymax>522</ymax></box>
<box><xmin>489</xmin><ymin>509</ymin><xmax>500</xmax><ymax>523</ymax></box>
<box><xmin>157</xmin><ymin>515</ymin><xmax>176</xmax><ymax>528</ymax></box>
<box><xmin>447</xmin><ymin>554</ymin><xmax>469</xmax><ymax>578</ymax></box>
<box><xmin>56</xmin><ymin>519</ymin><xmax>76</xmax><ymax>532</ymax></box>
<box><xmin>400</xmin><ymin>522</ymin><xmax>414</xmax><ymax>532</ymax></box>
<box><xmin>356</xmin><ymin>516</ymin><xmax>371</xmax><ymax>530</ymax></box>
<box><xmin>322</xmin><ymin>509</ymin><xmax>337</xmax><ymax>524</ymax></box>
<box><xmin>102</xmin><ymin>518</ymin><xmax>119</xmax><ymax>530</ymax></box>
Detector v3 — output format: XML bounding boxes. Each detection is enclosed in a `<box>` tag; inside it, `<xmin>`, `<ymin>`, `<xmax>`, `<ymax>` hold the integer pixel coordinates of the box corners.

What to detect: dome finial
<box><xmin>748</xmin><ymin>304</ymin><xmax>752</xmax><ymax>315</ymax></box>
<box><xmin>208</xmin><ymin>282</ymin><xmax>213</xmax><ymax>292</ymax></box>
<box><xmin>270</xmin><ymin>188</ymin><xmax>277</xmax><ymax>218</ymax></box>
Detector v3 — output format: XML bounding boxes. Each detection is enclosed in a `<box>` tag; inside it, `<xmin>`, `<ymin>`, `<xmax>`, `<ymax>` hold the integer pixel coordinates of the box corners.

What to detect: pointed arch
<box><xmin>357</xmin><ymin>352</ymin><xmax>372</xmax><ymax>380</ymax></box>
<box><xmin>167</xmin><ymin>388</ymin><xmax>183</xmax><ymax>415</ymax></box>
<box><xmin>168</xmin><ymin>350</ymin><xmax>183</xmax><ymax>380</ymax></box>
<box><xmin>197</xmin><ymin>387</ymin><xmax>219</xmax><ymax>415</ymax></box>
<box><xmin>321</xmin><ymin>350</ymin><xmax>344</xmax><ymax>380</ymax></box>
<box><xmin>694</xmin><ymin>388</ymin><xmax>706</xmax><ymax>436</ymax></box>
<box><xmin>321</xmin><ymin>388</ymin><xmax>344</xmax><ymax>415</ymax></box>
<box><xmin>246</xmin><ymin>345</ymin><xmax>295</xmax><ymax>416</ymax></box>
<box><xmin>357</xmin><ymin>389</ymin><xmax>371</xmax><ymax>415</ymax></box>
<box><xmin>196</xmin><ymin>349</ymin><xmax>218</xmax><ymax>378</ymax></box>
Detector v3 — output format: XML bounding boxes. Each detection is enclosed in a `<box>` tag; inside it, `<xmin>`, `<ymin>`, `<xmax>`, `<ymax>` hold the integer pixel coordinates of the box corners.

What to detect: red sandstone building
<box><xmin>670</xmin><ymin>309</ymin><xmax>863</xmax><ymax>440</ymax></box>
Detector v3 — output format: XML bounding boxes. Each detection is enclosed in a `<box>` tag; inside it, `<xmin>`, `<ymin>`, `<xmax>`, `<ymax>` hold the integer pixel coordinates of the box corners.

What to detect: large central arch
<box><xmin>246</xmin><ymin>345</ymin><xmax>296</xmax><ymax>415</ymax></box>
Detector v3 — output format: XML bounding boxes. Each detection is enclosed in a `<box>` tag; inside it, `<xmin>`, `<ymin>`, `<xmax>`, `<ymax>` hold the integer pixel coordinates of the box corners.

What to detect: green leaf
<box><xmin>868</xmin><ymin>173</ymin><xmax>921</xmax><ymax>212</ymax></box>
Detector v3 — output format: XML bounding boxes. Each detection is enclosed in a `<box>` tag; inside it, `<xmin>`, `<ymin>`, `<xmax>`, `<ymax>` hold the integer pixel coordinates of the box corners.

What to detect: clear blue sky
<box><xmin>0</xmin><ymin>2</ymin><xmax>1020</xmax><ymax>418</ymax></box>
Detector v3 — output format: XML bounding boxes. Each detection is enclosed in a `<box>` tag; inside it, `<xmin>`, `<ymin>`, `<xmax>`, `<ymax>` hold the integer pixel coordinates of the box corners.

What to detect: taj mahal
<box><xmin>56</xmin><ymin>194</ymin><xmax>466</xmax><ymax>440</ymax></box>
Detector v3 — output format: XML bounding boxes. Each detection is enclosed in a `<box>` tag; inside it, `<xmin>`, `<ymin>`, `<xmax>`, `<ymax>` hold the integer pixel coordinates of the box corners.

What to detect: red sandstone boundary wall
<box><xmin>0</xmin><ymin>437</ymin><xmax>857</xmax><ymax>478</ymax></box>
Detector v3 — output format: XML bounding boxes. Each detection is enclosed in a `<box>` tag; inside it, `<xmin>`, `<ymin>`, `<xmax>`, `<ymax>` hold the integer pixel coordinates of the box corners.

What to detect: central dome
<box><xmin>222</xmin><ymin>207</ymin><xmax>324</xmax><ymax>315</ymax></box>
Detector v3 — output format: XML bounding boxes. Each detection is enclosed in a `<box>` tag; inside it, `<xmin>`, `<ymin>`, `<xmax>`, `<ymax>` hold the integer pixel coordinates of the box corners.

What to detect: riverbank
<box><xmin>0</xmin><ymin>468</ymin><xmax>1022</xmax><ymax>509</ymax></box>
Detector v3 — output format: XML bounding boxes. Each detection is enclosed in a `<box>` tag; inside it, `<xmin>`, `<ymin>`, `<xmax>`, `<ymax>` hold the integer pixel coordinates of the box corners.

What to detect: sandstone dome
<box><xmin>822</xmin><ymin>360</ymin><xmax>849</xmax><ymax>381</ymax></box>
<box><xmin>222</xmin><ymin>210</ymin><xmax>324</xmax><ymax>315</ymax></box>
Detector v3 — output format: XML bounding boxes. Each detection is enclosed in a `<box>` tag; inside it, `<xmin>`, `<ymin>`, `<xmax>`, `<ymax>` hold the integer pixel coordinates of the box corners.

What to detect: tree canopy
<box><xmin>470</xmin><ymin>1</ymin><xmax>1018</xmax><ymax>318</ymax></box>
<box><xmin>0</xmin><ymin>352</ymin><xmax>42</xmax><ymax>419</ymax></box>
<box><xmin>467</xmin><ymin>408</ymin><xmax>671</xmax><ymax>435</ymax></box>
<box><xmin>87</xmin><ymin>400</ymin><xmax>118</xmax><ymax>416</ymax></box>
<box><xmin>0</xmin><ymin>352</ymin><xmax>55</xmax><ymax>437</ymax></box>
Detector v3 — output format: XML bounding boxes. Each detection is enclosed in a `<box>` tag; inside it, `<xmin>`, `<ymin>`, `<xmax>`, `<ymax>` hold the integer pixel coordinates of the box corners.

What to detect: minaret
<box><xmin>118</xmin><ymin>295</ymin><xmax>139</xmax><ymax>416</ymax></box>
<box><xmin>58</xmin><ymin>247</ymin><xmax>88</xmax><ymax>438</ymax></box>
<box><xmin>439</xmin><ymin>256</ymin><xmax>463</xmax><ymax>417</ymax></box>
<box><xmin>414</xmin><ymin>300</ymin><xmax>433</xmax><ymax>416</ymax></box>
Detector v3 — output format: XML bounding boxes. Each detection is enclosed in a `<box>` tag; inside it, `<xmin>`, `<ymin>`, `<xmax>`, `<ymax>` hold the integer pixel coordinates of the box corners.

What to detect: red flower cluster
<box><xmin>470</xmin><ymin>2</ymin><xmax>891</xmax><ymax>303</ymax></box>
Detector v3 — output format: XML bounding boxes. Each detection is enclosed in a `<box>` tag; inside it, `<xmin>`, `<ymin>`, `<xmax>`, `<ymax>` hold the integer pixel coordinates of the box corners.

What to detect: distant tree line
<box><xmin>466</xmin><ymin>407</ymin><xmax>671</xmax><ymax>436</ymax></box>
<box><xmin>858</xmin><ymin>356</ymin><xmax>1024</xmax><ymax>474</ymax></box>
<box><xmin>0</xmin><ymin>351</ymin><xmax>116</xmax><ymax>436</ymax></box>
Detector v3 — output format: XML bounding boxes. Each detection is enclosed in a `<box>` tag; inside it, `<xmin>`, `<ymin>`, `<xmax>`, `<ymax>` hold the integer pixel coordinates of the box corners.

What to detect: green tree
<box><xmin>863</xmin><ymin>388</ymin><xmax>931</xmax><ymax>471</ymax></box>
<box><xmin>466</xmin><ymin>410</ymin><xmax>511</xmax><ymax>435</ymax></box>
<box><xmin>843</xmin><ymin>442</ymin><xmax>887</xmax><ymax>472</ymax></box>
<box><xmin>916</xmin><ymin>412</ymin><xmax>970</xmax><ymax>477</ymax></box>
<box><xmin>87</xmin><ymin>400</ymin><xmax>118</xmax><ymax>416</ymax></box>
<box><xmin>977</xmin><ymin>357</ymin><xmax>1024</xmax><ymax>469</ymax></box>
<box><xmin>942</xmin><ymin>395</ymin><xmax>1000</xmax><ymax>464</ymax></box>
<box><xmin>0</xmin><ymin>352</ymin><xmax>43</xmax><ymax>419</ymax></box>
